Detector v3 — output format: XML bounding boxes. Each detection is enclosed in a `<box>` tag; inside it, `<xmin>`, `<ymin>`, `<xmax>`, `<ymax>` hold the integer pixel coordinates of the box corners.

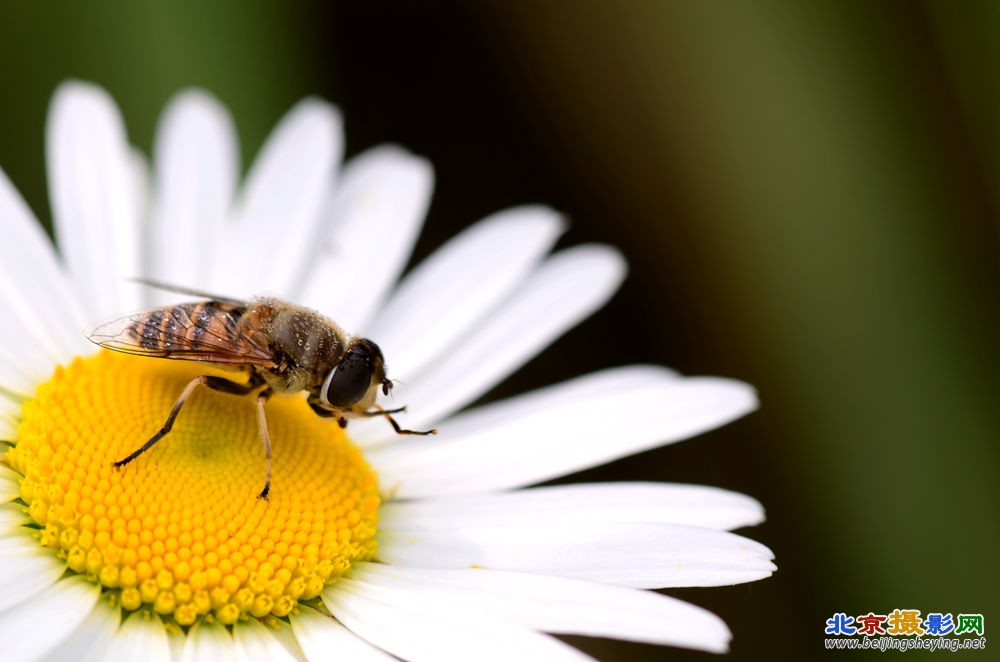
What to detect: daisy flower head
<box><xmin>0</xmin><ymin>81</ymin><xmax>775</xmax><ymax>660</ymax></box>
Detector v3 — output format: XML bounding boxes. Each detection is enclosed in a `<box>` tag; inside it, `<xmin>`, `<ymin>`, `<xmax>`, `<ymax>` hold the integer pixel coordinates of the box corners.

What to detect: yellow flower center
<box><xmin>5</xmin><ymin>350</ymin><xmax>380</xmax><ymax>627</ymax></box>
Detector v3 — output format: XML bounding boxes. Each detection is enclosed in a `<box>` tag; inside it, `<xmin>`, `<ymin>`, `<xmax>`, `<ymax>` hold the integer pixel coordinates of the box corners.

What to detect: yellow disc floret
<box><xmin>6</xmin><ymin>350</ymin><xmax>380</xmax><ymax>627</ymax></box>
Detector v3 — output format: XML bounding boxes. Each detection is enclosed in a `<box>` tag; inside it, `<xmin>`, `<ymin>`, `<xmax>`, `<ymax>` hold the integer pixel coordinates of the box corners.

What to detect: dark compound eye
<box><xmin>323</xmin><ymin>347</ymin><xmax>374</xmax><ymax>407</ymax></box>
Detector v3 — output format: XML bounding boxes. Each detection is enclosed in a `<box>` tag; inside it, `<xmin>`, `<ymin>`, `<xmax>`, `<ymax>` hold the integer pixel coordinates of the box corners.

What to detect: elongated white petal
<box><xmin>149</xmin><ymin>90</ymin><xmax>239</xmax><ymax>297</ymax></box>
<box><xmin>0</xmin><ymin>344</ymin><xmax>48</xmax><ymax>403</ymax></box>
<box><xmin>378</xmin><ymin>521</ymin><xmax>775</xmax><ymax>588</ymax></box>
<box><xmin>368</xmin><ymin>367</ymin><xmax>756</xmax><ymax>496</ymax></box>
<box><xmin>47</xmin><ymin>81</ymin><xmax>141</xmax><ymax>318</ymax></box>
<box><xmin>353</xmin><ymin>245</ymin><xmax>625</xmax><ymax>444</ymax></box>
<box><xmin>0</xmin><ymin>466</ymin><xmax>20</xmax><ymax>502</ymax></box>
<box><xmin>381</xmin><ymin>363</ymin><xmax>674</xmax><ymax>443</ymax></box>
<box><xmin>292</xmin><ymin>607</ymin><xmax>397</xmax><ymax>661</ymax></box>
<box><xmin>211</xmin><ymin>99</ymin><xmax>341</xmax><ymax>298</ymax></box>
<box><xmin>0</xmin><ymin>168</ymin><xmax>91</xmax><ymax>366</ymax></box>
<box><xmin>0</xmin><ymin>538</ymin><xmax>67</xmax><ymax>612</ymax></box>
<box><xmin>181</xmin><ymin>620</ymin><xmax>235</xmax><ymax>662</ymax></box>
<box><xmin>264</xmin><ymin>621</ymin><xmax>307</xmax><ymax>662</ymax></box>
<box><xmin>0</xmin><ymin>420</ymin><xmax>15</xmax><ymax>439</ymax></box>
<box><xmin>233</xmin><ymin>617</ymin><xmax>302</xmax><ymax>662</ymax></box>
<box><xmin>129</xmin><ymin>146</ymin><xmax>150</xmax><ymax>248</ymax></box>
<box><xmin>0</xmin><ymin>348</ymin><xmax>42</xmax><ymax>398</ymax></box>
<box><xmin>367</xmin><ymin>206</ymin><xmax>566</xmax><ymax>380</ymax></box>
<box><xmin>42</xmin><ymin>596</ymin><xmax>122</xmax><ymax>662</ymax></box>
<box><xmin>0</xmin><ymin>501</ymin><xmax>29</xmax><ymax>529</ymax></box>
<box><xmin>0</xmin><ymin>574</ymin><xmax>100</xmax><ymax>660</ymax></box>
<box><xmin>0</xmin><ymin>387</ymin><xmax>21</xmax><ymax>412</ymax></box>
<box><xmin>324</xmin><ymin>576</ymin><xmax>594</xmax><ymax>662</ymax></box>
<box><xmin>105</xmin><ymin>614</ymin><xmax>172</xmax><ymax>662</ymax></box>
<box><xmin>234</xmin><ymin>620</ymin><xmax>301</xmax><ymax>662</ymax></box>
<box><xmin>381</xmin><ymin>482</ymin><xmax>764</xmax><ymax>533</ymax></box>
<box><xmin>168</xmin><ymin>628</ymin><xmax>187</xmax><ymax>662</ymax></box>
<box><xmin>351</xmin><ymin>564</ymin><xmax>731</xmax><ymax>653</ymax></box>
<box><xmin>298</xmin><ymin>146</ymin><xmax>432</xmax><ymax>332</ymax></box>
<box><xmin>0</xmin><ymin>387</ymin><xmax>19</xmax><ymax>407</ymax></box>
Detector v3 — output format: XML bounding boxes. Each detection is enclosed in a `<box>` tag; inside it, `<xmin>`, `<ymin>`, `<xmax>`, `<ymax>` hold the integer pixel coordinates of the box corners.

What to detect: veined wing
<box><xmin>87</xmin><ymin>300</ymin><xmax>277</xmax><ymax>367</ymax></box>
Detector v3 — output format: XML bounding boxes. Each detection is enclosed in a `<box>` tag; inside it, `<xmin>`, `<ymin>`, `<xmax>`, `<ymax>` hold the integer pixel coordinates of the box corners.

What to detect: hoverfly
<box><xmin>87</xmin><ymin>281</ymin><xmax>435</xmax><ymax>500</ymax></box>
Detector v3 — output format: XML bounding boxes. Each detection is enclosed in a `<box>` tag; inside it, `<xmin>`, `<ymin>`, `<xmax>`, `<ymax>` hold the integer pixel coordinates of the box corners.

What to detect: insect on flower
<box><xmin>87</xmin><ymin>281</ymin><xmax>435</xmax><ymax>500</ymax></box>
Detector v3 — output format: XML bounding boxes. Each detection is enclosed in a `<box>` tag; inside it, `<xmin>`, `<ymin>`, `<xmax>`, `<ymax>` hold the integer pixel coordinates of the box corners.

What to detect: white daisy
<box><xmin>0</xmin><ymin>81</ymin><xmax>774</xmax><ymax>661</ymax></box>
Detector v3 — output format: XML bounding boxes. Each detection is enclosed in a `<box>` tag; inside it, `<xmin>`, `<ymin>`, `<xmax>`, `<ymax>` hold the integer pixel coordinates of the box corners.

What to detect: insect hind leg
<box><xmin>112</xmin><ymin>374</ymin><xmax>262</xmax><ymax>469</ymax></box>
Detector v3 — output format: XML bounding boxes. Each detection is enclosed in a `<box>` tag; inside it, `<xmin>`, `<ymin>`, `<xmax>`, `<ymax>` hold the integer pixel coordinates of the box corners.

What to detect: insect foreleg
<box><xmin>112</xmin><ymin>373</ymin><xmax>263</xmax><ymax>469</ymax></box>
<box><xmin>358</xmin><ymin>405</ymin><xmax>407</xmax><ymax>416</ymax></box>
<box><xmin>307</xmin><ymin>399</ymin><xmax>338</xmax><ymax>418</ymax></box>
<box><xmin>255</xmin><ymin>388</ymin><xmax>274</xmax><ymax>501</ymax></box>
<box><xmin>364</xmin><ymin>405</ymin><xmax>437</xmax><ymax>436</ymax></box>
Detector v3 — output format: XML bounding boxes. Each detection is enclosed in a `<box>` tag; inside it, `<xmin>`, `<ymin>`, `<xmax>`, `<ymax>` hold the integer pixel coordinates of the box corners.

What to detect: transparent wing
<box><xmin>86</xmin><ymin>300</ymin><xmax>277</xmax><ymax>367</ymax></box>
<box><xmin>131</xmin><ymin>277</ymin><xmax>244</xmax><ymax>306</ymax></box>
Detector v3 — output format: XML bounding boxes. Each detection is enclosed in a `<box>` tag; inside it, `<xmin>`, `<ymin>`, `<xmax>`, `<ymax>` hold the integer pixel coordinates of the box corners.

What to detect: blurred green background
<box><xmin>1</xmin><ymin>1</ymin><xmax>997</xmax><ymax>660</ymax></box>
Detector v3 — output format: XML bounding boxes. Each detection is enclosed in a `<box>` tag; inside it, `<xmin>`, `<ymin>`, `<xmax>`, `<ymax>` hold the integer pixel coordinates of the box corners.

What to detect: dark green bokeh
<box><xmin>1</xmin><ymin>2</ymin><xmax>996</xmax><ymax>660</ymax></box>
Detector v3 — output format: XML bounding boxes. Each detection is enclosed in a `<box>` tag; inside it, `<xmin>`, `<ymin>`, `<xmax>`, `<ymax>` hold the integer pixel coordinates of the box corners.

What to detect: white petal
<box><xmin>381</xmin><ymin>482</ymin><xmax>764</xmax><ymax>533</ymax></box>
<box><xmin>0</xmin><ymin>388</ymin><xmax>19</xmax><ymax>409</ymax></box>
<box><xmin>149</xmin><ymin>90</ymin><xmax>239</xmax><ymax>298</ymax></box>
<box><xmin>0</xmin><ymin>501</ymin><xmax>29</xmax><ymax>529</ymax></box>
<box><xmin>368</xmin><ymin>367</ymin><xmax>756</xmax><ymax>496</ymax></box>
<box><xmin>353</xmin><ymin>245</ymin><xmax>626</xmax><ymax>443</ymax></box>
<box><xmin>263</xmin><ymin>621</ymin><xmax>307</xmax><ymax>662</ymax></box>
<box><xmin>0</xmin><ymin>388</ymin><xmax>21</xmax><ymax>423</ymax></box>
<box><xmin>42</xmin><ymin>596</ymin><xmax>122</xmax><ymax>662</ymax></box>
<box><xmin>366</xmin><ymin>206</ymin><xmax>565</xmax><ymax>380</ymax></box>
<box><xmin>47</xmin><ymin>81</ymin><xmax>142</xmax><ymax>318</ymax></box>
<box><xmin>233</xmin><ymin>617</ymin><xmax>302</xmax><ymax>662</ymax></box>
<box><xmin>324</xmin><ymin>575</ymin><xmax>594</xmax><ymax>662</ymax></box>
<box><xmin>0</xmin><ymin>574</ymin><xmax>100</xmax><ymax>660</ymax></box>
<box><xmin>351</xmin><ymin>564</ymin><xmax>731</xmax><ymax>653</ymax></box>
<box><xmin>292</xmin><ymin>607</ymin><xmax>396</xmax><ymax>661</ymax></box>
<box><xmin>129</xmin><ymin>146</ymin><xmax>151</xmax><ymax>250</ymax></box>
<box><xmin>0</xmin><ymin>168</ymin><xmax>86</xmax><ymax>336</ymax></box>
<box><xmin>0</xmin><ymin>349</ymin><xmax>40</xmax><ymax>398</ymax></box>
<box><xmin>168</xmin><ymin>627</ymin><xmax>187</xmax><ymax>661</ymax></box>
<box><xmin>181</xmin><ymin>620</ymin><xmax>236</xmax><ymax>662</ymax></box>
<box><xmin>0</xmin><ymin>466</ymin><xmax>21</xmax><ymax>502</ymax></box>
<box><xmin>0</xmin><ymin>537</ymin><xmax>67</xmax><ymax>612</ymax></box>
<box><xmin>0</xmin><ymin>167</ymin><xmax>91</xmax><ymax>368</ymax></box>
<box><xmin>377</xmin><ymin>363</ymin><xmax>675</xmax><ymax>448</ymax></box>
<box><xmin>105</xmin><ymin>614</ymin><xmax>172</xmax><ymax>662</ymax></box>
<box><xmin>377</xmin><ymin>521</ymin><xmax>775</xmax><ymax>588</ymax></box>
<box><xmin>298</xmin><ymin>146</ymin><xmax>432</xmax><ymax>332</ymax></box>
<box><xmin>211</xmin><ymin>98</ymin><xmax>342</xmax><ymax>298</ymax></box>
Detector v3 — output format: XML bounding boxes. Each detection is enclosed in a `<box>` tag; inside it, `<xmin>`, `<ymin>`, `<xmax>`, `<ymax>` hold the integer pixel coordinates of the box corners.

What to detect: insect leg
<box><xmin>307</xmin><ymin>400</ymin><xmax>338</xmax><ymax>418</ymax></box>
<box><xmin>255</xmin><ymin>388</ymin><xmax>274</xmax><ymax>501</ymax></box>
<box><xmin>201</xmin><ymin>374</ymin><xmax>264</xmax><ymax>396</ymax></box>
<box><xmin>358</xmin><ymin>405</ymin><xmax>407</xmax><ymax>416</ymax></box>
<box><xmin>366</xmin><ymin>405</ymin><xmax>437</xmax><ymax>436</ymax></box>
<box><xmin>306</xmin><ymin>399</ymin><xmax>406</xmax><ymax>419</ymax></box>
<box><xmin>112</xmin><ymin>373</ymin><xmax>262</xmax><ymax>469</ymax></box>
